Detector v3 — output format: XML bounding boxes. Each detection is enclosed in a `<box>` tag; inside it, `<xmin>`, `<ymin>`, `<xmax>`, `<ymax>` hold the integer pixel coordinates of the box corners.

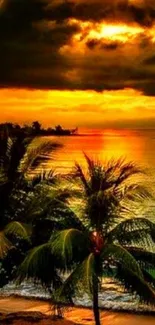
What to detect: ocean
<box><xmin>37</xmin><ymin>129</ymin><xmax>155</xmax><ymax>174</ymax></box>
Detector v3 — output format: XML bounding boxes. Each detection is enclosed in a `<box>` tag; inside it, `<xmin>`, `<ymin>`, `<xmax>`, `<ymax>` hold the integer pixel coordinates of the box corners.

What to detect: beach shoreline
<box><xmin>1</xmin><ymin>293</ymin><xmax>155</xmax><ymax>315</ymax></box>
<box><xmin>0</xmin><ymin>296</ymin><xmax>155</xmax><ymax>325</ymax></box>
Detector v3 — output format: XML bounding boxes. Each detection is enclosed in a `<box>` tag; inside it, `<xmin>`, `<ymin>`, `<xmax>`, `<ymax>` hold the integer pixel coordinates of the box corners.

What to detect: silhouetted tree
<box><xmin>55</xmin><ymin>125</ymin><xmax>63</xmax><ymax>134</ymax></box>
<box><xmin>0</xmin><ymin>131</ymin><xmax>61</xmax><ymax>258</ymax></box>
<box><xmin>32</xmin><ymin>121</ymin><xmax>41</xmax><ymax>134</ymax></box>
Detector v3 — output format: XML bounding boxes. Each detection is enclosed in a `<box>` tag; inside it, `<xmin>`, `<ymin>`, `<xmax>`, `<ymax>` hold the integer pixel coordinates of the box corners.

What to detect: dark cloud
<box><xmin>0</xmin><ymin>0</ymin><xmax>80</xmax><ymax>89</ymax></box>
<box><xmin>144</xmin><ymin>54</ymin><xmax>155</xmax><ymax>65</ymax></box>
<box><xmin>86</xmin><ymin>39</ymin><xmax>119</xmax><ymax>50</ymax></box>
<box><xmin>128</xmin><ymin>4</ymin><xmax>155</xmax><ymax>27</ymax></box>
<box><xmin>1</xmin><ymin>0</ymin><xmax>155</xmax><ymax>94</ymax></box>
<box><xmin>48</xmin><ymin>0</ymin><xmax>155</xmax><ymax>26</ymax></box>
<box><xmin>86</xmin><ymin>39</ymin><xmax>100</xmax><ymax>49</ymax></box>
<box><xmin>101</xmin><ymin>42</ymin><xmax>120</xmax><ymax>51</ymax></box>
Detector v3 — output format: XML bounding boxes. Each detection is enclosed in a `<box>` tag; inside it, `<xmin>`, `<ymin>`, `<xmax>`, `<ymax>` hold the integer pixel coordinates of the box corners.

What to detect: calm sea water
<box><xmin>38</xmin><ymin>129</ymin><xmax>155</xmax><ymax>174</ymax></box>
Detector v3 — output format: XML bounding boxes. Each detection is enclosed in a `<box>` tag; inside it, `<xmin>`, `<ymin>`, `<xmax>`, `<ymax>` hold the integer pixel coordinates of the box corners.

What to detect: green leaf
<box><xmin>4</xmin><ymin>221</ymin><xmax>31</xmax><ymax>241</ymax></box>
<box><xmin>115</xmin><ymin>264</ymin><xmax>155</xmax><ymax>304</ymax></box>
<box><xmin>54</xmin><ymin>253</ymin><xmax>95</xmax><ymax>304</ymax></box>
<box><xmin>108</xmin><ymin>218</ymin><xmax>155</xmax><ymax>249</ymax></box>
<box><xmin>51</xmin><ymin>229</ymin><xmax>89</xmax><ymax>268</ymax></box>
<box><xmin>101</xmin><ymin>244</ymin><xmax>143</xmax><ymax>278</ymax></box>
<box><xmin>0</xmin><ymin>231</ymin><xmax>12</xmax><ymax>258</ymax></box>
<box><xmin>102</xmin><ymin>244</ymin><xmax>155</xmax><ymax>303</ymax></box>
<box><xmin>21</xmin><ymin>141</ymin><xmax>61</xmax><ymax>174</ymax></box>
<box><xmin>126</xmin><ymin>247</ymin><xmax>155</xmax><ymax>268</ymax></box>
<box><xmin>17</xmin><ymin>244</ymin><xmax>62</xmax><ymax>289</ymax></box>
<box><xmin>74</xmin><ymin>162</ymin><xmax>90</xmax><ymax>195</ymax></box>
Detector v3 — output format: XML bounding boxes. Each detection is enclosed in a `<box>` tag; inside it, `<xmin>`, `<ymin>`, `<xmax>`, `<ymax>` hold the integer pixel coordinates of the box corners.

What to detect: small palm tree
<box><xmin>17</xmin><ymin>156</ymin><xmax>155</xmax><ymax>324</ymax></box>
<box><xmin>15</xmin><ymin>178</ymin><xmax>83</xmax><ymax>317</ymax></box>
<box><xmin>1</xmin><ymin>169</ymin><xmax>81</xmax><ymax>288</ymax></box>
<box><xmin>15</xmin><ymin>175</ymin><xmax>84</xmax><ymax>246</ymax></box>
<box><xmin>0</xmin><ymin>130</ymin><xmax>61</xmax><ymax>258</ymax></box>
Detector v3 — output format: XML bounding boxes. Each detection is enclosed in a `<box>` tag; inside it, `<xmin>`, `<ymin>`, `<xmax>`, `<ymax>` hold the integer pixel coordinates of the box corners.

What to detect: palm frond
<box><xmin>17</xmin><ymin>244</ymin><xmax>62</xmax><ymax>289</ymax></box>
<box><xmin>59</xmin><ymin>208</ymin><xmax>86</xmax><ymax>231</ymax></box>
<box><xmin>142</xmin><ymin>269</ymin><xmax>155</xmax><ymax>287</ymax></box>
<box><xmin>84</xmin><ymin>154</ymin><xmax>95</xmax><ymax>174</ymax></box>
<box><xmin>5</xmin><ymin>137</ymin><xmax>13</xmax><ymax>161</ymax></box>
<box><xmin>30</xmin><ymin>169</ymin><xmax>59</xmax><ymax>187</ymax></box>
<box><xmin>0</xmin><ymin>135</ymin><xmax>13</xmax><ymax>175</ymax></box>
<box><xmin>122</xmin><ymin>184</ymin><xmax>153</xmax><ymax>202</ymax></box>
<box><xmin>0</xmin><ymin>231</ymin><xmax>12</xmax><ymax>258</ymax></box>
<box><xmin>115</xmin><ymin>264</ymin><xmax>155</xmax><ymax>304</ymax></box>
<box><xmin>126</xmin><ymin>247</ymin><xmax>155</xmax><ymax>268</ymax></box>
<box><xmin>73</xmin><ymin>163</ymin><xmax>90</xmax><ymax>195</ymax></box>
<box><xmin>0</xmin><ymin>132</ymin><xmax>11</xmax><ymax>159</ymax></box>
<box><xmin>108</xmin><ymin>218</ymin><xmax>155</xmax><ymax>248</ymax></box>
<box><xmin>102</xmin><ymin>244</ymin><xmax>143</xmax><ymax>278</ymax></box>
<box><xmin>50</xmin><ymin>186</ymin><xmax>76</xmax><ymax>203</ymax></box>
<box><xmin>96</xmin><ymin>159</ymin><xmax>141</xmax><ymax>189</ymax></box>
<box><xmin>7</xmin><ymin>135</ymin><xmax>33</xmax><ymax>180</ymax></box>
<box><xmin>54</xmin><ymin>253</ymin><xmax>95</xmax><ymax>304</ymax></box>
<box><xmin>4</xmin><ymin>222</ymin><xmax>31</xmax><ymax>241</ymax></box>
<box><xmin>88</xmin><ymin>163</ymin><xmax>107</xmax><ymax>192</ymax></box>
<box><xmin>23</xmin><ymin>185</ymin><xmax>75</xmax><ymax>221</ymax></box>
<box><xmin>69</xmin><ymin>157</ymin><xmax>149</xmax><ymax>234</ymax></box>
<box><xmin>114</xmin><ymin>161</ymin><xmax>143</xmax><ymax>187</ymax></box>
<box><xmin>20</xmin><ymin>141</ymin><xmax>61</xmax><ymax>174</ymax></box>
<box><xmin>51</xmin><ymin>229</ymin><xmax>89</xmax><ymax>268</ymax></box>
<box><xmin>102</xmin><ymin>244</ymin><xmax>155</xmax><ymax>303</ymax></box>
<box><xmin>104</xmin><ymin>158</ymin><xmax>125</xmax><ymax>177</ymax></box>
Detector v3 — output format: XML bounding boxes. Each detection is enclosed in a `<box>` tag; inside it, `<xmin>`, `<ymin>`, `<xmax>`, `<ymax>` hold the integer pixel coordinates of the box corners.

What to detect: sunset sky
<box><xmin>1</xmin><ymin>0</ymin><xmax>155</xmax><ymax>128</ymax></box>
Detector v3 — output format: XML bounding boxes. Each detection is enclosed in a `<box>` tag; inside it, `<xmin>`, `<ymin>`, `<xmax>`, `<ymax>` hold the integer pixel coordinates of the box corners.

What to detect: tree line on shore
<box><xmin>0</xmin><ymin>122</ymin><xmax>78</xmax><ymax>136</ymax></box>
<box><xmin>0</xmin><ymin>130</ymin><xmax>155</xmax><ymax>325</ymax></box>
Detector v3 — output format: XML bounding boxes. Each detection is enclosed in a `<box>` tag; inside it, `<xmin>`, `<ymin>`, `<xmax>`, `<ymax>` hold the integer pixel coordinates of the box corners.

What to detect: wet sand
<box><xmin>0</xmin><ymin>297</ymin><xmax>155</xmax><ymax>325</ymax></box>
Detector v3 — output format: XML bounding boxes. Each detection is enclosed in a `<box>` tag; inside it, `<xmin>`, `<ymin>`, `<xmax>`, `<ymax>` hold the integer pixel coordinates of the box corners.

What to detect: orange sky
<box><xmin>2</xmin><ymin>19</ymin><xmax>155</xmax><ymax>128</ymax></box>
<box><xmin>1</xmin><ymin>87</ymin><xmax>155</xmax><ymax>128</ymax></box>
<box><xmin>1</xmin><ymin>1</ymin><xmax>155</xmax><ymax>128</ymax></box>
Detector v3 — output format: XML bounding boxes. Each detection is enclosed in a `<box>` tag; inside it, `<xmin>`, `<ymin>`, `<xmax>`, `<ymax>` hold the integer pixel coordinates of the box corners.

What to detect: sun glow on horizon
<box><xmin>1</xmin><ymin>87</ymin><xmax>155</xmax><ymax>128</ymax></box>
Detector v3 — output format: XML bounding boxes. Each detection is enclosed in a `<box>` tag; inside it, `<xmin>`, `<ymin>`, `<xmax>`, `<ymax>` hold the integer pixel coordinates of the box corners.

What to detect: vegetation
<box><xmin>0</xmin><ymin>131</ymin><xmax>155</xmax><ymax>325</ymax></box>
<box><xmin>0</xmin><ymin>122</ymin><xmax>78</xmax><ymax>137</ymax></box>
<box><xmin>0</xmin><ymin>129</ymin><xmax>65</xmax><ymax>285</ymax></box>
<box><xmin>16</xmin><ymin>155</ymin><xmax>155</xmax><ymax>324</ymax></box>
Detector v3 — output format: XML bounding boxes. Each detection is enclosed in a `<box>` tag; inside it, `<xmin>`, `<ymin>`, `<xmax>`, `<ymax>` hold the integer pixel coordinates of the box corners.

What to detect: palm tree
<box><xmin>1</xmin><ymin>169</ymin><xmax>82</xmax><ymax>288</ymax></box>
<box><xmin>0</xmin><ymin>130</ymin><xmax>61</xmax><ymax>258</ymax></box>
<box><xmin>0</xmin><ymin>131</ymin><xmax>82</xmax><ymax>287</ymax></box>
<box><xmin>50</xmin><ymin>157</ymin><xmax>155</xmax><ymax>324</ymax></box>
<box><xmin>17</xmin><ymin>156</ymin><xmax>155</xmax><ymax>323</ymax></box>
<box><xmin>13</xmin><ymin>174</ymin><xmax>84</xmax><ymax>246</ymax></box>
<box><xmin>15</xmin><ymin>175</ymin><xmax>83</xmax><ymax>317</ymax></box>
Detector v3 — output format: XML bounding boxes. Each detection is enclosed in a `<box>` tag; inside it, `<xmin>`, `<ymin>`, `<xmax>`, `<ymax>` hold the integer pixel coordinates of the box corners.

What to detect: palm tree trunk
<box><xmin>92</xmin><ymin>273</ymin><xmax>101</xmax><ymax>325</ymax></box>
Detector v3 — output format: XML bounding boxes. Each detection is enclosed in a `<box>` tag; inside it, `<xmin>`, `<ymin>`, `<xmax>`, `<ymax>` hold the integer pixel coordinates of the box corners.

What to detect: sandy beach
<box><xmin>0</xmin><ymin>297</ymin><xmax>155</xmax><ymax>325</ymax></box>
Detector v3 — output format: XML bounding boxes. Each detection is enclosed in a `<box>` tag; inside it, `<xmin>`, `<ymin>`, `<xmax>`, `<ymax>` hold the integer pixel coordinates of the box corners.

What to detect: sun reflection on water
<box><xmin>39</xmin><ymin>129</ymin><xmax>150</xmax><ymax>174</ymax></box>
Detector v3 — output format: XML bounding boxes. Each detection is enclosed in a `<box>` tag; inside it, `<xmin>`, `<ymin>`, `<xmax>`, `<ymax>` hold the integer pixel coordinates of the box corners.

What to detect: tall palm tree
<box><xmin>17</xmin><ymin>156</ymin><xmax>155</xmax><ymax>323</ymax></box>
<box><xmin>0</xmin><ymin>130</ymin><xmax>61</xmax><ymax>258</ymax></box>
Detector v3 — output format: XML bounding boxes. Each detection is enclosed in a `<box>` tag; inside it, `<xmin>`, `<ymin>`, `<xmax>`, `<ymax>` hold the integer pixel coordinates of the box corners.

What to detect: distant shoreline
<box><xmin>0</xmin><ymin>122</ymin><xmax>78</xmax><ymax>137</ymax></box>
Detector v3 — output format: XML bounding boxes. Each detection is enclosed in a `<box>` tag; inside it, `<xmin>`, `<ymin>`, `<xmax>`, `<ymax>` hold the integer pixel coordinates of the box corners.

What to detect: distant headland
<box><xmin>0</xmin><ymin>121</ymin><xmax>78</xmax><ymax>137</ymax></box>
